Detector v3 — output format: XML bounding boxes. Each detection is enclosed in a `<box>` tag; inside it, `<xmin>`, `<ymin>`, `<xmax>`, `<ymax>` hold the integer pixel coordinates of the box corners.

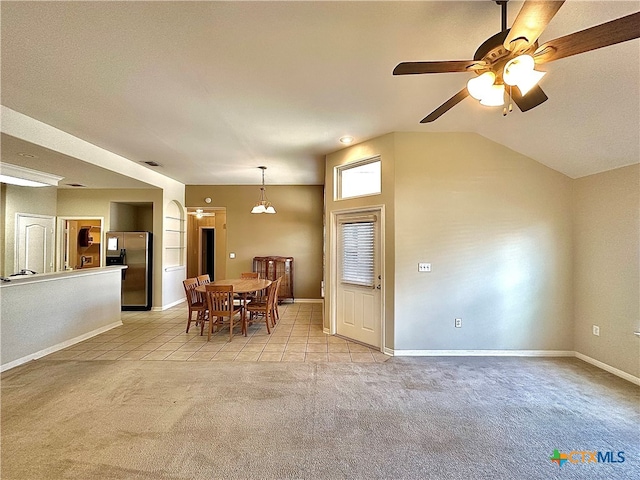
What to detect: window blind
<box><xmin>340</xmin><ymin>221</ymin><xmax>375</xmax><ymax>287</ymax></box>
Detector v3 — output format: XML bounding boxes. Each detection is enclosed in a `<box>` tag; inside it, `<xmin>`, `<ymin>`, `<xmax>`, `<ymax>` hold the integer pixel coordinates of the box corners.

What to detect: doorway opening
<box><xmin>199</xmin><ymin>227</ymin><xmax>215</xmax><ymax>278</ymax></box>
<box><xmin>186</xmin><ymin>207</ymin><xmax>226</xmax><ymax>280</ymax></box>
<box><xmin>56</xmin><ymin>217</ymin><xmax>104</xmax><ymax>271</ymax></box>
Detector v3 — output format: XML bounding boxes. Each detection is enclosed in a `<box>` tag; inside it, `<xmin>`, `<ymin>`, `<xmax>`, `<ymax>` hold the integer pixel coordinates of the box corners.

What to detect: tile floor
<box><xmin>46</xmin><ymin>302</ymin><xmax>389</xmax><ymax>363</ymax></box>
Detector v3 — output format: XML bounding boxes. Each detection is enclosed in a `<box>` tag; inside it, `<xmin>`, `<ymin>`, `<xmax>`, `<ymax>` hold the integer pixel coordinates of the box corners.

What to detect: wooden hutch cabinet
<box><xmin>252</xmin><ymin>256</ymin><xmax>294</xmax><ymax>303</ymax></box>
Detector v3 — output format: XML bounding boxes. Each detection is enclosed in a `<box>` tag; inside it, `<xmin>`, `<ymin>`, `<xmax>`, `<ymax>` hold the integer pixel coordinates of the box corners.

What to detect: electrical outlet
<box><xmin>455</xmin><ymin>318</ymin><xmax>462</xmax><ymax>328</ymax></box>
<box><xmin>418</xmin><ymin>262</ymin><xmax>431</xmax><ymax>272</ymax></box>
<box><xmin>592</xmin><ymin>325</ymin><xmax>600</xmax><ymax>336</ymax></box>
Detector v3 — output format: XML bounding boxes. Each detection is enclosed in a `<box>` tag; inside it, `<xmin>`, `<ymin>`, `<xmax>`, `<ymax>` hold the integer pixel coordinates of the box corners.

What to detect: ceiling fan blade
<box><xmin>534</xmin><ymin>11</ymin><xmax>640</xmax><ymax>64</ymax></box>
<box><xmin>420</xmin><ymin>88</ymin><xmax>469</xmax><ymax>123</ymax></box>
<box><xmin>393</xmin><ymin>60</ymin><xmax>484</xmax><ymax>75</ymax></box>
<box><xmin>504</xmin><ymin>1</ymin><xmax>565</xmax><ymax>53</ymax></box>
<box><xmin>510</xmin><ymin>84</ymin><xmax>548</xmax><ymax>112</ymax></box>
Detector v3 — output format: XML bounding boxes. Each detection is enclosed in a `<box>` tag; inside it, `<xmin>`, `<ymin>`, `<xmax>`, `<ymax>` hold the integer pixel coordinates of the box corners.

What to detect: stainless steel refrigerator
<box><xmin>105</xmin><ymin>231</ymin><xmax>152</xmax><ymax>310</ymax></box>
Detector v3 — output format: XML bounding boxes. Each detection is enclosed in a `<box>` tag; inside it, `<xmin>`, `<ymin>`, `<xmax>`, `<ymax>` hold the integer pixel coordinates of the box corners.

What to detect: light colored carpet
<box><xmin>1</xmin><ymin>357</ymin><xmax>638</xmax><ymax>479</ymax></box>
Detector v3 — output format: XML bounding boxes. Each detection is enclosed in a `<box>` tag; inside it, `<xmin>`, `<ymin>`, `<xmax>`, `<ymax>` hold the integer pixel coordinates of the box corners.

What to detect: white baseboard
<box><xmin>153</xmin><ymin>298</ymin><xmax>186</xmax><ymax>311</ymax></box>
<box><xmin>390</xmin><ymin>349</ymin><xmax>575</xmax><ymax>357</ymax></box>
<box><xmin>0</xmin><ymin>320</ymin><xmax>123</xmax><ymax>373</ymax></box>
<box><xmin>384</xmin><ymin>348</ymin><xmax>638</xmax><ymax>385</ymax></box>
<box><xmin>575</xmin><ymin>352</ymin><xmax>640</xmax><ymax>386</ymax></box>
<box><xmin>292</xmin><ymin>298</ymin><xmax>323</xmax><ymax>304</ymax></box>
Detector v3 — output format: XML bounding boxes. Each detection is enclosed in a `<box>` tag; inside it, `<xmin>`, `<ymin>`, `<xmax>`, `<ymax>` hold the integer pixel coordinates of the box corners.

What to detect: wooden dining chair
<box><xmin>239</xmin><ymin>272</ymin><xmax>261</xmax><ymax>303</ymax></box>
<box><xmin>246</xmin><ymin>278</ymin><xmax>280</xmax><ymax>334</ymax></box>
<box><xmin>270</xmin><ymin>276</ymin><xmax>283</xmax><ymax>324</ymax></box>
<box><xmin>183</xmin><ymin>278</ymin><xmax>208</xmax><ymax>335</ymax></box>
<box><xmin>194</xmin><ymin>275</ymin><xmax>211</xmax><ymax>329</ymax></box>
<box><xmin>204</xmin><ymin>284</ymin><xmax>244</xmax><ymax>341</ymax></box>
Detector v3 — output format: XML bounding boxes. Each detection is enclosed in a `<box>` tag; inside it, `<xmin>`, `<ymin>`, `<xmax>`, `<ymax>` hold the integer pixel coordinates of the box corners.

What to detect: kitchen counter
<box><xmin>1</xmin><ymin>265</ymin><xmax>126</xmax><ymax>287</ymax></box>
<box><xmin>1</xmin><ymin>266</ymin><xmax>126</xmax><ymax>372</ymax></box>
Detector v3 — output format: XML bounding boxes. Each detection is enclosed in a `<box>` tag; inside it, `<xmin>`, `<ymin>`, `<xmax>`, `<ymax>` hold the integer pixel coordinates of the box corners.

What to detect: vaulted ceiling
<box><xmin>1</xmin><ymin>1</ymin><xmax>638</xmax><ymax>187</ymax></box>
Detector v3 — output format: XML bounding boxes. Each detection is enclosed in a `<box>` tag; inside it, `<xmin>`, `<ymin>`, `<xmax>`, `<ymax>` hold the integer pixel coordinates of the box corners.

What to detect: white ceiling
<box><xmin>1</xmin><ymin>1</ymin><xmax>639</xmax><ymax>187</ymax></box>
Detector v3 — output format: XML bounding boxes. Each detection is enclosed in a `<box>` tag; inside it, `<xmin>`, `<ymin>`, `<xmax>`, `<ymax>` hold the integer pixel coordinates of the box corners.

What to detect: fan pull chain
<box><xmin>503</xmin><ymin>86</ymin><xmax>514</xmax><ymax>116</ymax></box>
<box><xmin>503</xmin><ymin>90</ymin><xmax>508</xmax><ymax>116</ymax></box>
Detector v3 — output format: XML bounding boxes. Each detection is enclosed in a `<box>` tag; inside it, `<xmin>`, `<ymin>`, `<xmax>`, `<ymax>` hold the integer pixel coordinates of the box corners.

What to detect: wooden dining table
<box><xmin>195</xmin><ymin>277</ymin><xmax>272</xmax><ymax>322</ymax></box>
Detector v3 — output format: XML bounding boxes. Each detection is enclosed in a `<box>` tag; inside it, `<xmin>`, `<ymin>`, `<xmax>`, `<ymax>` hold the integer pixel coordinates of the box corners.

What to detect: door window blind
<box><xmin>340</xmin><ymin>221</ymin><xmax>375</xmax><ymax>287</ymax></box>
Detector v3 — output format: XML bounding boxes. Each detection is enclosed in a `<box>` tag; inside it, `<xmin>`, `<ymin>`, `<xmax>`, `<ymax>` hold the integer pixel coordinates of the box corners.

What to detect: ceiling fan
<box><xmin>188</xmin><ymin>208</ymin><xmax>215</xmax><ymax>219</ymax></box>
<box><xmin>393</xmin><ymin>0</ymin><xmax>640</xmax><ymax>123</ymax></box>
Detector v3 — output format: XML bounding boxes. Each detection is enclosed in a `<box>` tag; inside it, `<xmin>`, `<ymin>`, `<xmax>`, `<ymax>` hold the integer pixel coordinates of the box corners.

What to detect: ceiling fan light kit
<box><xmin>467</xmin><ymin>71</ymin><xmax>496</xmax><ymax>101</ymax></box>
<box><xmin>251</xmin><ymin>166</ymin><xmax>276</xmax><ymax>214</ymax></box>
<box><xmin>188</xmin><ymin>208</ymin><xmax>215</xmax><ymax>219</ymax></box>
<box><xmin>479</xmin><ymin>84</ymin><xmax>506</xmax><ymax>107</ymax></box>
<box><xmin>466</xmin><ymin>53</ymin><xmax>546</xmax><ymax>107</ymax></box>
<box><xmin>503</xmin><ymin>55</ymin><xmax>546</xmax><ymax>96</ymax></box>
<box><xmin>393</xmin><ymin>0</ymin><xmax>640</xmax><ymax>122</ymax></box>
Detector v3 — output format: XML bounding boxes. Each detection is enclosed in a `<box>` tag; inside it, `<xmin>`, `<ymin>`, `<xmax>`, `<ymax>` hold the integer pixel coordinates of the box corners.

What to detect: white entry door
<box><xmin>335</xmin><ymin>211</ymin><xmax>382</xmax><ymax>348</ymax></box>
<box><xmin>16</xmin><ymin>214</ymin><xmax>55</xmax><ymax>274</ymax></box>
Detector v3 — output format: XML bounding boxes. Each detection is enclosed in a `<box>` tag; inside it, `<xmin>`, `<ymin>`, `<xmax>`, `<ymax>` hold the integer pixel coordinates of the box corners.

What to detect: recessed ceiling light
<box><xmin>17</xmin><ymin>152</ymin><xmax>37</xmax><ymax>158</ymax></box>
<box><xmin>339</xmin><ymin>136</ymin><xmax>354</xmax><ymax>145</ymax></box>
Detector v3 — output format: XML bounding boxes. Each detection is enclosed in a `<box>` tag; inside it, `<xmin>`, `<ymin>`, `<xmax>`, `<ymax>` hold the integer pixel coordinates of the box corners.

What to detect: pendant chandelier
<box><xmin>251</xmin><ymin>166</ymin><xmax>276</xmax><ymax>214</ymax></box>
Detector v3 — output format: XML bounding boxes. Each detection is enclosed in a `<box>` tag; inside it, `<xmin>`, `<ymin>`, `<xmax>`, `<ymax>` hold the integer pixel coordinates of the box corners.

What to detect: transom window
<box><xmin>335</xmin><ymin>156</ymin><xmax>381</xmax><ymax>200</ymax></box>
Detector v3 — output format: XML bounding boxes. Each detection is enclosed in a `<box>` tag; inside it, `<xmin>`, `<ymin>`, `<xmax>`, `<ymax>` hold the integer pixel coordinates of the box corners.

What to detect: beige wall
<box><xmin>325</xmin><ymin>133</ymin><xmax>396</xmax><ymax>345</ymax></box>
<box><xmin>110</xmin><ymin>202</ymin><xmax>153</xmax><ymax>232</ymax></box>
<box><xmin>326</xmin><ymin>132</ymin><xmax>574</xmax><ymax>353</ymax></box>
<box><xmin>185</xmin><ymin>185</ymin><xmax>323</xmax><ymax>300</ymax></box>
<box><xmin>1</xmin><ymin>184</ymin><xmax>58</xmax><ymax>277</ymax></box>
<box><xmin>573</xmin><ymin>164</ymin><xmax>639</xmax><ymax>377</ymax></box>
<box><xmin>393</xmin><ymin>132</ymin><xmax>574</xmax><ymax>351</ymax></box>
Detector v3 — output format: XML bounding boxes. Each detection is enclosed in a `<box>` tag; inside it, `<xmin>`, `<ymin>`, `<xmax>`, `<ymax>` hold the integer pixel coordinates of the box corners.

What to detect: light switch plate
<box><xmin>229</xmin><ymin>252</ymin><xmax>236</xmax><ymax>259</ymax></box>
<box><xmin>418</xmin><ymin>263</ymin><xmax>431</xmax><ymax>272</ymax></box>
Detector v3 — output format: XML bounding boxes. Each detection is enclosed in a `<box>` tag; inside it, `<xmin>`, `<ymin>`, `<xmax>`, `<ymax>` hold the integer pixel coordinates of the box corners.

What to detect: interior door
<box><xmin>16</xmin><ymin>214</ymin><xmax>55</xmax><ymax>274</ymax></box>
<box><xmin>335</xmin><ymin>212</ymin><xmax>381</xmax><ymax>348</ymax></box>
